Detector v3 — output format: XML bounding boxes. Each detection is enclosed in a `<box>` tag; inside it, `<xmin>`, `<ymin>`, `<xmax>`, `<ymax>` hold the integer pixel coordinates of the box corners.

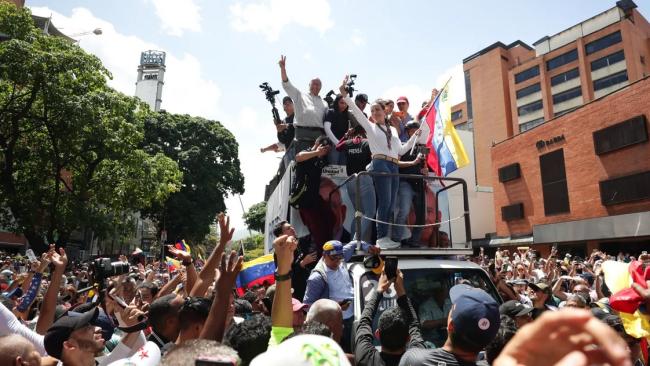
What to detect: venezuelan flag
<box><xmin>165</xmin><ymin>256</ymin><xmax>181</xmax><ymax>272</ymax></box>
<box><xmin>603</xmin><ymin>260</ymin><xmax>650</xmax><ymax>341</ymax></box>
<box><xmin>235</xmin><ymin>254</ymin><xmax>275</xmax><ymax>296</ymax></box>
<box><xmin>175</xmin><ymin>239</ymin><xmax>191</xmax><ymax>254</ymax></box>
<box><xmin>424</xmin><ymin>82</ymin><xmax>470</xmax><ymax>176</ymax></box>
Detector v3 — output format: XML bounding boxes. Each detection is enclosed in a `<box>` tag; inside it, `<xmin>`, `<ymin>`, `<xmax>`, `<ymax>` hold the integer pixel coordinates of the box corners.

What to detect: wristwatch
<box><xmin>274</xmin><ymin>270</ymin><xmax>292</xmax><ymax>282</ymax></box>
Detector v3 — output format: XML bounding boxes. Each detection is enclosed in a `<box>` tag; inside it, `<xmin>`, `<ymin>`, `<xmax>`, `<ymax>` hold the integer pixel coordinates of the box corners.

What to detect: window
<box><xmin>600</xmin><ymin>171</ymin><xmax>650</xmax><ymax>206</ymax></box>
<box><xmin>591</xmin><ymin>50</ymin><xmax>625</xmax><ymax>71</ymax></box>
<box><xmin>540</xmin><ymin>149</ymin><xmax>570</xmax><ymax>215</ymax></box>
<box><xmin>550</xmin><ymin>68</ymin><xmax>580</xmax><ymax>86</ymax></box>
<box><xmin>451</xmin><ymin>110</ymin><xmax>463</xmax><ymax>121</ymax></box>
<box><xmin>519</xmin><ymin>118</ymin><xmax>545</xmax><ymax>132</ymax></box>
<box><xmin>593</xmin><ymin>115</ymin><xmax>648</xmax><ymax>155</ymax></box>
<box><xmin>554</xmin><ymin>107</ymin><xmax>579</xmax><ymax>117</ymax></box>
<box><xmin>501</xmin><ymin>203</ymin><xmax>524</xmax><ymax>221</ymax></box>
<box><xmin>593</xmin><ymin>70</ymin><xmax>628</xmax><ymax>91</ymax></box>
<box><xmin>585</xmin><ymin>31</ymin><xmax>622</xmax><ymax>55</ymax></box>
<box><xmin>518</xmin><ymin>100</ymin><xmax>543</xmax><ymax>116</ymax></box>
<box><xmin>515</xmin><ymin>65</ymin><xmax>540</xmax><ymax>84</ymax></box>
<box><xmin>552</xmin><ymin>87</ymin><xmax>582</xmax><ymax>104</ymax></box>
<box><xmin>464</xmin><ymin>70</ymin><xmax>473</xmax><ymax>120</ymax></box>
<box><xmin>546</xmin><ymin>49</ymin><xmax>578</xmax><ymax>70</ymax></box>
<box><xmin>516</xmin><ymin>83</ymin><xmax>541</xmax><ymax>99</ymax></box>
<box><xmin>499</xmin><ymin>163</ymin><xmax>521</xmax><ymax>183</ymax></box>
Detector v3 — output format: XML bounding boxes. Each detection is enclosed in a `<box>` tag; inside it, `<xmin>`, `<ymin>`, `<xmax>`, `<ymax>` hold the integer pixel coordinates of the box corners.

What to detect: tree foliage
<box><xmin>243</xmin><ymin>201</ymin><xmax>266</xmax><ymax>233</ymax></box>
<box><xmin>0</xmin><ymin>4</ymin><xmax>182</xmax><ymax>253</ymax></box>
<box><xmin>141</xmin><ymin>112</ymin><xmax>244</xmax><ymax>244</ymax></box>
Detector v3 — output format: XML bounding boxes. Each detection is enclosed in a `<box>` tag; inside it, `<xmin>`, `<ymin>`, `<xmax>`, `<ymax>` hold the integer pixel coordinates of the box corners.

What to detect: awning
<box><xmin>488</xmin><ymin>236</ymin><xmax>534</xmax><ymax>247</ymax></box>
<box><xmin>533</xmin><ymin>211</ymin><xmax>650</xmax><ymax>244</ymax></box>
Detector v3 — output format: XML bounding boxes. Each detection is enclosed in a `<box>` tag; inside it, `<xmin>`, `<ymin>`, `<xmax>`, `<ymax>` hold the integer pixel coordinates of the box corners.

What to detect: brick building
<box><xmin>462</xmin><ymin>0</ymin><xmax>650</xmax><ymax>190</ymax></box>
<box><xmin>492</xmin><ymin>75</ymin><xmax>650</xmax><ymax>256</ymax></box>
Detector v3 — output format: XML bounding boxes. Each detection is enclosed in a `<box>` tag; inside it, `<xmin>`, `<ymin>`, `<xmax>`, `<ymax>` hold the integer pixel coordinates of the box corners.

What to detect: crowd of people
<box><xmin>262</xmin><ymin>55</ymin><xmax>440</xmax><ymax>250</ymax></box>
<box><xmin>0</xmin><ymin>210</ymin><xmax>648</xmax><ymax>365</ymax></box>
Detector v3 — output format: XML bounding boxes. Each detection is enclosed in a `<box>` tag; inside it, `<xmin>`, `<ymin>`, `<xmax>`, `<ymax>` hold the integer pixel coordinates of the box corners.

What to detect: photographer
<box><xmin>278</xmin><ymin>55</ymin><xmax>327</xmax><ymax>153</ymax></box>
<box><xmin>289</xmin><ymin>135</ymin><xmax>335</xmax><ymax>252</ymax></box>
<box><xmin>324</xmin><ymin>94</ymin><xmax>352</xmax><ymax>165</ymax></box>
<box><xmin>392</xmin><ymin>121</ymin><xmax>428</xmax><ymax>248</ymax></box>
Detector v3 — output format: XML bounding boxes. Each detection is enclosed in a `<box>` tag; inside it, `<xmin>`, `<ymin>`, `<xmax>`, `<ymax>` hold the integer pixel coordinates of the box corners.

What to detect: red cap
<box><xmin>291</xmin><ymin>298</ymin><xmax>308</xmax><ymax>312</ymax></box>
<box><xmin>397</xmin><ymin>96</ymin><xmax>409</xmax><ymax>104</ymax></box>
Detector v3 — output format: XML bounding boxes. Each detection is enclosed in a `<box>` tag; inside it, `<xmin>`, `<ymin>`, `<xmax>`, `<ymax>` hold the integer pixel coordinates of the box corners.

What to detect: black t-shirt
<box><xmin>399</xmin><ymin>348</ymin><xmax>488</xmax><ymax>366</ymax></box>
<box><xmin>325</xmin><ymin>109</ymin><xmax>350</xmax><ymax>140</ymax></box>
<box><xmin>277</xmin><ymin>114</ymin><xmax>295</xmax><ymax>147</ymax></box>
<box><xmin>289</xmin><ymin>150</ymin><xmax>325</xmax><ymax>209</ymax></box>
<box><xmin>340</xmin><ymin>138</ymin><xmax>371</xmax><ymax>175</ymax></box>
<box><xmin>399</xmin><ymin>148</ymin><xmax>423</xmax><ymax>188</ymax></box>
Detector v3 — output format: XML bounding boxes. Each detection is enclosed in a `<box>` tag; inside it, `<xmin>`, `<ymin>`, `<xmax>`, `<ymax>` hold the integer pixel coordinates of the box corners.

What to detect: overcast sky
<box><xmin>27</xmin><ymin>0</ymin><xmax>650</xmax><ymax>239</ymax></box>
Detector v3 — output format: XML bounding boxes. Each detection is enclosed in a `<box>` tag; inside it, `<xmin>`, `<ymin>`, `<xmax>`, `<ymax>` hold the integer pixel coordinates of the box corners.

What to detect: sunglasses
<box><xmin>328</xmin><ymin>255</ymin><xmax>343</xmax><ymax>261</ymax></box>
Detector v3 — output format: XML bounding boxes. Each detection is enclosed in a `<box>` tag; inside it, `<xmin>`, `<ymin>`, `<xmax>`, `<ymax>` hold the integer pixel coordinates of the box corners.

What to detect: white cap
<box><xmin>106</xmin><ymin>342</ymin><xmax>161</xmax><ymax>366</ymax></box>
<box><xmin>250</xmin><ymin>335</ymin><xmax>350</xmax><ymax>366</ymax></box>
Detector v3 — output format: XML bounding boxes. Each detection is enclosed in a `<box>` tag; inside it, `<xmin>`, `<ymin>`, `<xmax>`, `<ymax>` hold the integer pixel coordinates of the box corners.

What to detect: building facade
<box><xmin>492</xmin><ymin>75</ymin><xmax>650</xmax><ymax>256</ymax></box>
<box><xmin>462</xmin><ymin>1</ymin><xmax>650</xmax><ymax>191</ymax></box>
<box><xmin>135</xmin><ymin>50</ymin><xmax>166</xmax><ymax>111</ymax></box>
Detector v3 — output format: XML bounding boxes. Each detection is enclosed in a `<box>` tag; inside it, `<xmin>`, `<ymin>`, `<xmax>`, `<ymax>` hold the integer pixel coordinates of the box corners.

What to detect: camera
<box><xmin>93</xmin><ymin>258</ymin><xmax>130</xmax><ymax>280</ymax></box>
<box><xmin>345</xmin><ymin>74</ymin><xmax>357</xmax><ymax>97</ymax></box>
<box><xmin>259</xmin><ymin>82</ymin><xmax>282</xmax><ymax>124</ymax></box>
<box><xmin>324</xmin><ymin>90</ymin><xmax>336</xmax><ymax>108</ymax></box>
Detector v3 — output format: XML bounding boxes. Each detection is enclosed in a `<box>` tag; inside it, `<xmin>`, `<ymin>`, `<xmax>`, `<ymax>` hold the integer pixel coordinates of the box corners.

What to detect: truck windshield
<box><xmin>358</xmin><ymin>267</ymin><xmax>501</xmax><ymax>348</ymax></box>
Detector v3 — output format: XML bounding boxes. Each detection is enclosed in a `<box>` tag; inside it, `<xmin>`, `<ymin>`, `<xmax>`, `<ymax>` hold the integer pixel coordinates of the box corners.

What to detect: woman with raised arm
<box><xmin>339</xmin><ymin>76</ymin><xmax>419</xmax><ymax>249</ymax></box>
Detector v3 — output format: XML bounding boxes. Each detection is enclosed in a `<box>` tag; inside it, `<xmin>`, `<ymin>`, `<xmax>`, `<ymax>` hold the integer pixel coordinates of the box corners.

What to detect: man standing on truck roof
<box><xmin>303</xmin><ymin>240</ymin><xmax>380</xmax><ymax>353</ymax></box>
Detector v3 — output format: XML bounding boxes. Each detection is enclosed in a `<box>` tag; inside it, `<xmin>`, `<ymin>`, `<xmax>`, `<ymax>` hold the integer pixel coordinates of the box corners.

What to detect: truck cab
<box><xmin>348</xmin><ymin>252</ymin><xmax>502</xmax><ymax>348</ymax></box>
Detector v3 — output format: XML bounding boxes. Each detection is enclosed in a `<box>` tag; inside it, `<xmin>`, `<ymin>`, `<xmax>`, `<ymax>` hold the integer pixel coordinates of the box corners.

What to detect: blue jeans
<box><xmin>347</xmin><ymin>174</ymin><xmax>376</xmax><ymax>242</ymax></box>
<box><xmin>393</xmin><ymin>181</ymin><xmax>424</xmax><ymax>242</ymax></box>
<box><xmin>327</xmin><ymin>147</ymin><xmax>346</xmax><ymax>166</ymax></box>
<box><xmin>369</xmin><ymin>159</ymin><xmax>399</xmax><ymax>238</ymax></box>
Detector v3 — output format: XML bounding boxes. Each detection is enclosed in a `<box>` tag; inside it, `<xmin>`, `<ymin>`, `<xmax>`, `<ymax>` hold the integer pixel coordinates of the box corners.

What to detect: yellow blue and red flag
<box><xmin>235</xmin><ymin>254</ymin><xmax>275</xmax><ymax>296</ymax></box>
<box><xmin>424</xmin><ymin>82</ymin><xmax>470</xmax><ymax>176</ymax></box>
<box><xmin>175</xmin><ymin>239</ymin><xmax>191</xmax><ymax>254</ymax></box>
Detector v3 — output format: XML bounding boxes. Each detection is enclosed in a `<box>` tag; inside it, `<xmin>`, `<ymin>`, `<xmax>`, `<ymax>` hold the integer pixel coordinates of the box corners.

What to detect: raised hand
<box><xmin>217</xmin><ymin>213</ymin><xmax>235</xmax><ymax>249</ymax></box>
<box><xmin>50</xmin><ymin>247</ymin><xmax>68</xmax><ymax>270</ymax></box>
<box><xmin>168</xmin><ymin>245</ymin><xmax>191</xmax><ymax>262</ymax></box>
<box><xmin>278</xmin><ymin>55</ymin><xmax>286</xmax><ymax>69</ymax></box>
<box><xmin>339</xmin><ymin>75</ymin><xmax>349</xmax><ymax>96</ymax></box>
<box><xmin>274</xmin><ymin>235</ymin><xmax>296</xmax><ymax>273</ymax></box>
<box><xmin>300</xmin><ymin>252</ymin><xmax>318</xmax><ymax>268</ymax></box>
<box><xmin>216</xmin><ymin>250</ymin><xmax>243</xmax><ymax>293</ymax></box>
<box><xmin>376</xmin><ymin>272</ymin><xmax>392</xmax><ymax>294</ymax></box>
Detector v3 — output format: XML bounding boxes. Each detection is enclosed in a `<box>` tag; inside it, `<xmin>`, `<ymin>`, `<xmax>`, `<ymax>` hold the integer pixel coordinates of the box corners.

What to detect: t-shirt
<box><xmin>340</xmin><ymin>138</ymin><xmax>371</xmax><ymax>175</ymax></box>
<box><xmin>399</xmin><ymin>348</ymin><xmax>488</xmax><ymax>366</ymax></box>
<box><xmin>325</xmin><ymin>109</ymin><xmax>350</xmax><ymax>140</ymax></box>
<box><xmin>325</xmin><ymin>265</ymin><xmax>354</xmax><ymax>319</ymax></box>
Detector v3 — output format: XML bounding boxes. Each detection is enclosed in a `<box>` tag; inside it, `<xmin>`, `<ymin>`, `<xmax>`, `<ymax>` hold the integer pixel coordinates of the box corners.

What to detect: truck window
<box><xmin>358</xmin><ymin>268</ymin><xmax>500</xmax><ymax>348</ymax></box>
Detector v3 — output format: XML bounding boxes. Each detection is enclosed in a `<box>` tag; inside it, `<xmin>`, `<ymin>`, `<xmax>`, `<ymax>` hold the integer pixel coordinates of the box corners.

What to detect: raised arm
<box><xmin>272</xmin><ymin>235</ymin><xmax>296</xmax><ymax>329</ymax></box>
<box><xmin>36</xmin><ymin>246</ymin><xmax>68</xmax><ymax>335</ymax></box>
<box><xmin>190</xmin><ymin>213</ymin><xmax>233</xmax><ymax>296</ymax></box>
<box><xmin>340</xmin><ymin>76</ymin><xmax>372</xmax><ymax>132</ymax></box>
<box><xmin>168</xmin><ymin>246</ymin><xmax>197</xmax><ymax>295</ymax></box>
<box><xmin>200</xmin><ymin>251</ymin><xmax>243</xmax><ymax>341</ymax></box>
<box><xmin>354</xmin><ymin>273</ymin><xmax>386</xmax><ymax>364</ymax></box>
<box><xmin>279</xmin><ymin>55</ymin><xmax>301</xmax><ymax>101</ymax></box>
<box><xmin>395</xmin><ymin>270</ymin><xmax>425</xmax><ymax>349</ymax></box>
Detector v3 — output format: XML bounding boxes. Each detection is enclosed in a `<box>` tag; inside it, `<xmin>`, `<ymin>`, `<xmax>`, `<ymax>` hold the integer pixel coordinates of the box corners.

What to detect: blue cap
<box><xmin>322</xmin><ymin>240</ymin><xmax>343</xmax><ymax>256</ymax></box>
<box><xmin>449</xmin><ymin>284</ymin><xmax>500</xmax><ymax>349</ymax></box>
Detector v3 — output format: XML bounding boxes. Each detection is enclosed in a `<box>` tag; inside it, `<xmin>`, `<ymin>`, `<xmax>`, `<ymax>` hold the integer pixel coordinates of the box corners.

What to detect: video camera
<box><xmin>259</xmin><ymin>82</ymin><xmax>282</xmax><ymax>124</ymax></box>
<box><xmin>345</xmin><ymin>74</ymin><xmax>357</xmax><ymax>98</ymax></box>
<box><xmin>93</xmin><ymin>258</ymin><xmax>130</xmax><ymax>281</ymax></box>
<box><xmin>324</xmin><ymin>90</ymin><xmax>336</xmax><ymax>108</ymax></box>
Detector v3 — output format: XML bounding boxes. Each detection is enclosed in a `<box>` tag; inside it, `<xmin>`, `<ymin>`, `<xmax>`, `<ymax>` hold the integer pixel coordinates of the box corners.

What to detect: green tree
<box><xmin>243</xmin><ymin>201</ymin><xmax>266</xmax><ymax>233</ymax></box>
<box><xmin>0</xmin><ymin>4</ymin><xmax>182</xmax><ymax>253</ymax></box>
<box><xmin>141</xmin><ymin>112</ymin><xmax>244</xmax><ymax>244</ymax></box>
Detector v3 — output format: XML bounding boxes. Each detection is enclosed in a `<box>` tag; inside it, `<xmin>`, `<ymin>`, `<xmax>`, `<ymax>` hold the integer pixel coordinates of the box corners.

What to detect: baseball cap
<box><xmin>44</xmin><ymin>307</ymin><xmax>100</xmax><ymax>359</ymax></box>
<box><xmin>528</xmin><ymin>282</ymin><xmax>551</xmax><ymax>294</ymax></box>
<box><xmin>1</xmin><ymin>269</ymin><xmax>13</xmax><ymax>277</ymax></box>
<box><xmin>282</xmin><ymin>96</ymin><xmax>293</xmax><ymax>104</ymax></box>
<box><xmin>363</xmin><ymin>255</ymin><xmax>384</xmax><ymax>275</ymax></box>
<box><xmin>291</xmin><ymin>298</ymin><xmax>308</xmax><ymax>312</ymax></box>
<box><xmin>499</xmin><ymin>300</ymin><xmax>534</xmax><ymax>318</ymax></box>
<box><xmin>449</xmin><ymin>284</ymin><xmax>500</xmax><ymax>349</ymax></box>
<box><xmin>511</xmin><ymin>278</ymin><xmax>528</xmax><ymax>286</ymax></box>
<box><xmin>355</xmin><ymin>93</ymin><xmax>368</xmax><ymax>103</ymax></box>
<box><xmin>250</xmin><ymin>334</ymin><xmax>350</xmax><ymax>366</ymax></box>
<box><xmin>322</xmin><ymin>241</ymin><xmax>343</xmax><ymax>256</ymax></box>
<box><xmin>396</xmin><ymin>96</ymin><xmax>409</xmax><ymax>104</ymax></box>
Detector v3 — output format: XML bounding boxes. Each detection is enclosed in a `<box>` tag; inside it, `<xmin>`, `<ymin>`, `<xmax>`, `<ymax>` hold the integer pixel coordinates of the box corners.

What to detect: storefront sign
<box><xmin>536</xmin><ymin>134</ymin><xmax>565</xmax><ymax>149</ymax></box>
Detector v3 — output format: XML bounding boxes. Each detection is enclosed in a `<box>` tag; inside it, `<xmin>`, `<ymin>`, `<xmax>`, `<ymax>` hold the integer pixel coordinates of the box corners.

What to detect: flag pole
<box><xmin>410</xmin><ymin>76</ymin><xmax>453</xmax><ymax>156</ymax></box>
<box><xmin>238</xmin><ymin>194</ymin><xmax>253</xmax><ymax>254</ymax></box>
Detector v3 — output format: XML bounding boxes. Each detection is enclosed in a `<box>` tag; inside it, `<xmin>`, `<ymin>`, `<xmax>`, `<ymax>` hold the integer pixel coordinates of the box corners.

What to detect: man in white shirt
<box><xmin>279</xmin><ymin>55</ymin><xmax>328</xmax><ymax>153</ymax></box>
